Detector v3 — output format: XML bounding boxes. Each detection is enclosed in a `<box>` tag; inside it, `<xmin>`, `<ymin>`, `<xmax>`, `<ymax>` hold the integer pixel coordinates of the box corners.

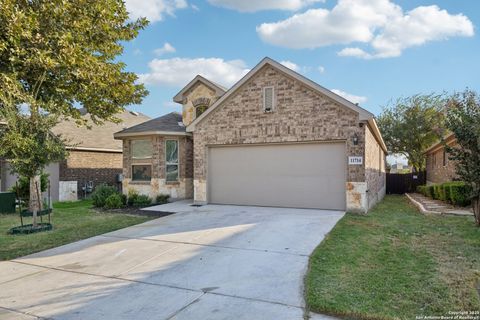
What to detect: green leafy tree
<box><xmin>0</xmin><ymin>0</ymin><xmax>148</xmax><ymax>227</ymax></box>
<box><xmin>377</xmin><ymin>94</ymin><xmax>445</xmax><ymax>171</ymax></box>
<box><xmin>444</xmin><ymin>90</ymin><xmax>480</xmax><ymax>226</ymax></box>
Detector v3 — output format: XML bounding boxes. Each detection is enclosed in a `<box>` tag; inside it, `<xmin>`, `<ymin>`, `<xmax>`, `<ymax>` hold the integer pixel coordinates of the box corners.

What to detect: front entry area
<box><xmin>208</xmin><ymin>142</ymin><xmax>347</xmax><ymax>210</ymax></box>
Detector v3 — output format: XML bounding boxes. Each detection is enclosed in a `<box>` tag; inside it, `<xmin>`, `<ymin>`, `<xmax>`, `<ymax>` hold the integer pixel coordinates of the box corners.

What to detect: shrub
<box><xmin>127</xmin><ymin>188</ymin><xmax>139</xmax><ymax>206</ymax></box>
<box><xmin>439</xmin><ymin>184</ymin><xmax>448</xmax><ymax>201</ymax></box>
<box><xmin>427</xmin><ymin>185</ymin><xmax>435</xmax><ymax>198</ymax></box>
<box><xmin>432</xmin><ymin>184</ymin><xmax>442</xmax><ymax>200</ymax></box>
<box><xmin>91</xmin><ymin>184</ymin><xmax>118</xmax><ymax>207</ymax></box>
<box><xmin>121</xmin><ymin>193</ymin><xmax>127</xmax><ymax>206</ymax></box>
<box><xmin>416</xmin><ymin>185</ymin><xmax>427</xmax><ymax>196</ymax></box>
<box><xmin>9</xmin><ymin>172</ymin><xmax>49</xmax><ymax>200</ymax></box>
<box><xmin>447</xmin><ymin>182</ymin><xmax>471</xmax><ymax>207</ymax></box>
<box><xmin>133</xmin><ymin>194</ymin><xmax>152</xmax><ymax>207</ymax></box>
<box><xmin>442</xmin><ymin>182</ymin><xmax>459</xmax><ymax>204</ymax></box>
<box><xmin>156</xmin><ymin>194</ymin><xmax>170</xmax><ymax>204</ymax></box>
<box><xmin>104</xmin><ymin>193</ymin><xmax>123</xmax><ymax>209</ymax></box>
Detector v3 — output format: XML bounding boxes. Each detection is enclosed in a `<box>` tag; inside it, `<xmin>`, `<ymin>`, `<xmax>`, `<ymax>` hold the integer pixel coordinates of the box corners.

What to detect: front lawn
<box><xmin>0</xmin><ymin>200</ymin><xmax>154</xmax><ymax>260</ymax></box>
<box><xmin>305</xmin><ymin>195</ymin><xmax>480</xmax><ymax>320</ymax></box>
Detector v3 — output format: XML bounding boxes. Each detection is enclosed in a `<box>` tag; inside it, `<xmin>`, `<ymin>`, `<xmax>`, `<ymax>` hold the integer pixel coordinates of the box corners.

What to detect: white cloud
<box><xmin>280</xmin><ymin>60</ymin><xmax>300</xmax><ymax>72</ymax></box>
<box><xmin>154</xmin><ymin>43</ymin><xmax>176</xmax><ymax>56</ymax></box>
<box><xmin>337</xmin><ymin>47</ymin><xmax>372</xmax><ymax>59</ymax></box>
<box><xmin>368</xmin><ymin>5</ymin><xmax>475</xmax><ymax>58</ymax></box>
<box><xmin>318</xmin><ymin>66</ymin><xmax>325</xmax><ymax>73</ymax></box>
<box><xmin>125</xmin><ymin>0</ymin><xmax>188</xmax><ymax>23</ymax></box>
<box><xmin>331</xmin><ymin>89</ymin><xmax>367</xmax><ymax>104</ymax></box>
<box><xmin>257</xmin><ymin>0</ymin><xmax>474</xmax><ymax>58</ymax></box>
<box><xmin>138</xmin><ymin>57</ymin><xmax>250</xmax><ymax>87</ymax></box>
<box><xmin>208</xmin><ymin>0</ymin><xmax>323</xmax><ymax>12</ymax></box>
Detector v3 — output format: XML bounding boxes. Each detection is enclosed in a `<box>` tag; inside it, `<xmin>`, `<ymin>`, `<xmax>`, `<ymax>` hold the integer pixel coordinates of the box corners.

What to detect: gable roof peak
<box><xmin>186</xmin><ymin>57</ymin><xmax>375</xmax><ymax>132</ymax></box>
<box><xmin>173</xmin><ymin>75</ymin><xmax>227</xmax><ymax>103</ymax></box>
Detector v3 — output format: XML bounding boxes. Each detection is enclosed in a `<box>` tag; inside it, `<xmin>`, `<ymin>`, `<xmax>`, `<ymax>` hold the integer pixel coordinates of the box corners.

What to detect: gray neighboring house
<box><xmin>115</xmin><ymin>57</ymin><xmax>387</xmax><ymax>212</ymax></box>
<box><xmin>0</xmin><ymin>110</ymin><xmax>150</xmax><ymax>201</ymax></box>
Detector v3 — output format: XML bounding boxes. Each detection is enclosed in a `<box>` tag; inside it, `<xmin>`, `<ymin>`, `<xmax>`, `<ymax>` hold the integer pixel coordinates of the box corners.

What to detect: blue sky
<box><xmin>121</xmin><ymin>0</ymin><xmax>479</xmax><ymax>119</ymax></box>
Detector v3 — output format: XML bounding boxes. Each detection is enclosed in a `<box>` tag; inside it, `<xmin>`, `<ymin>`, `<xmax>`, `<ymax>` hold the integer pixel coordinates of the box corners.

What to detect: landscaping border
<box><xmin>406</xmin><ymin>193</ymin><xmax>473</xmax><ymax>217</ymax></box>
<box><xmin>405</xmin><ymin>193</ymin><xmax>437</xmax><ymax>214</ymax></box>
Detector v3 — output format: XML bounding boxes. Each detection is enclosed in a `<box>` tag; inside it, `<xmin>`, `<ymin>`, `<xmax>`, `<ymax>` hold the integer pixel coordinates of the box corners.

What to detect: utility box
<box><xmin>0</xmin><ymin>192</ymin><xmax>16</xmax><ymax>214</ymax></box>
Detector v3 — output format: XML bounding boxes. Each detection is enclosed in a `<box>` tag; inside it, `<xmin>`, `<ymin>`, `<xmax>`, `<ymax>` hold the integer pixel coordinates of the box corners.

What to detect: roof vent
<box><xmin>178</xmin><ymin>122</ymin><xmax>185</xmax><ymax>127</ymax></box>
<box><xmin>130</xmin><ymin>111</ymin><xmax>139</xmax><ymax>116</ymax></box>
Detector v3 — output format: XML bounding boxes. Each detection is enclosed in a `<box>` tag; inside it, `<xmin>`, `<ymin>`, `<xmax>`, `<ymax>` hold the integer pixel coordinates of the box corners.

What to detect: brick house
<box><xmin>115</xmin><ymin>57</ymin><xmax>387</xmax><ymax>212</ymax></box>
<box><xmin>425</xmin><ymin>133</ymin><xmax>458</xmax><ymax>184</ymax></box>
<box><xmin>0</xmin><ymin>109</ymin><xmax>149</xmax><ymax>201</ymax></box>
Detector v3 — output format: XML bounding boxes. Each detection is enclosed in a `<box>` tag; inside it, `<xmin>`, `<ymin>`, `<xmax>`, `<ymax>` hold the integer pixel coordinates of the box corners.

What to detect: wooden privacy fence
<box><xmin>386</xmin><ymin>171</ymin><xmax>426</xmax><ymax>194</ymax></box>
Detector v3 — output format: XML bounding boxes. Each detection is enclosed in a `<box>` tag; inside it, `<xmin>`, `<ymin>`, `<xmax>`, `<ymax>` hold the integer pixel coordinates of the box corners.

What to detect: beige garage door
<box><xmin>208</xmin><ymin>142</ymin><xmax>346</xmax><ymax>210</ymax></box>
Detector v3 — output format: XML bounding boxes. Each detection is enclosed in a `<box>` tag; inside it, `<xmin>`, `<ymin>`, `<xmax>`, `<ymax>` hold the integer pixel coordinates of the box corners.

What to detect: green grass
<box><xmin>0</xmin><ymin>200</ymin><xmax>154</xmax><ymax>260</ymax></box>
<box><xmin>305</xmin><ymin>195</ymin><xmax>480</xmax><ymax>320</ymax></box>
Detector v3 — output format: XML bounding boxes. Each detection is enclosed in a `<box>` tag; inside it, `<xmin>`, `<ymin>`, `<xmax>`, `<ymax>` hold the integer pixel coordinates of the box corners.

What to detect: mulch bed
<box><xmin>96</xmin><ymin>206</ymin><xmax>175</xmax><ymax>218</ymax></box>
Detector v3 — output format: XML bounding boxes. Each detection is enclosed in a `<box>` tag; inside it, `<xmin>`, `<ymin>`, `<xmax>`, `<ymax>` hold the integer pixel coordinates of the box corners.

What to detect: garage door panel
<box><xmin>208</xmin><ymin>143</ymin><xmax>346</xmax><ymax>210</ymax></box>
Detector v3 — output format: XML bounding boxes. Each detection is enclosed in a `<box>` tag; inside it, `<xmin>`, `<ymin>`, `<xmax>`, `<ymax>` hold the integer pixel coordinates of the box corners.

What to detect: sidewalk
<box><xmin>406</xmin><ymin>193</ymin><xmax>473</xmax><ymax>216</ymax></box>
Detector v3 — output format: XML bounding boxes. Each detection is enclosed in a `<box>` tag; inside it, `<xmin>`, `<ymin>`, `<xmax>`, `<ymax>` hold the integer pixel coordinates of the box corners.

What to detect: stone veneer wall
<box><xmin>122</xmin><ymin>135</ymin><xmax>193</xmax><ymax>200</ymax></box>
<box><xmin>60</xmin><ymin>150</ymin><xmax>123</xmax><ymax>197</ymax></box>
<box><xmin>181</xmin><ymin>82</ymin><xmax>219</xmax><ymax>127</ymax></box>
<box><xmin>364</xmin><ymin>125</ymin><xmax>386</xmax><ymax>210</ymax></box>
<box><xmin>192</xmin><ymin>65</ymin><xmax>368</xmax><ymax>211</ymax></box>
<box><xmin>426</xmin><ymin>140</ymin><xmax>458</xmax><ymax>184</ymax></box>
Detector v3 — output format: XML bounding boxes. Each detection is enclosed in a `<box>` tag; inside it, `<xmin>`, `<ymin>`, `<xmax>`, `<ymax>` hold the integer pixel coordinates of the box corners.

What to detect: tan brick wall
<box><xmin>60</xmin><ymin>150</ymin><xmax>123</xmax><ymax>195</ymax></box>
<box><xmin>121</xmin><ymin>135</ymin><xmax>193</xmax><ymax>199</ymax></box>
<box><xmin>364</xmin><ymin>125</ymin><xmax>386</xmax><ymax>209</ymax></box>
<box><xmin>426</xmin><ymin>142</ymin><xmax>458</xmax><ymax>184</ymax></box>
<box><xmin>182</xmin><ymin>83</ymin><xmax>219</xmax><ymax>126</ymax></box>
<box><xmin>192</xmin><ymin>65</ymin><xmax>366</xmax><ymax>206</ymax></box>
<box><xmin>66</xmin><ymin>150</ymin><xmax>122</xmax><ymax>169</ymax></box>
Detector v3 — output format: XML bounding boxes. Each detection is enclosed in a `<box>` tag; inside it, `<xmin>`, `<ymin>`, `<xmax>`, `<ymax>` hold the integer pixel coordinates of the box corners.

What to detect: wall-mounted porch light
<box><xmin>353</xmin><ymin>133</ymin><xmax>359</xmax><ymax>145</ymax></box>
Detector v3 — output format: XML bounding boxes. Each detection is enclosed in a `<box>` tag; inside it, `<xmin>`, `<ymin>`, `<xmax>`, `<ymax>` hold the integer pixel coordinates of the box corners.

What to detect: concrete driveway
<box><xmin>0</xmin><ymin>201</ymin><xmax>344</xmax><ymax>320</ymax></box>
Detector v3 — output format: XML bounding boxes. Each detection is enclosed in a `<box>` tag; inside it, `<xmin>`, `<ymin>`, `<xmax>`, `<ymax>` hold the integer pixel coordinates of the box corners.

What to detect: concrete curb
<box><xmin>405</xmin><ymin>193</ymin><xmax>437</xmax><ymax>215</ymax></box>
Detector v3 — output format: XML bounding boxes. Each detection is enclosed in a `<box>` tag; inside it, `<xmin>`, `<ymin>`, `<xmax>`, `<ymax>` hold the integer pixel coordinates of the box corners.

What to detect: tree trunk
<box><xmin>29</xmin><ymin>175</ymin><xmax>41</xmax><ymax>228</ymax></box>
<box><xmin>473</xmin><ymin>197</ymin><xmax>480</xmax><ymax>227</ymax></box>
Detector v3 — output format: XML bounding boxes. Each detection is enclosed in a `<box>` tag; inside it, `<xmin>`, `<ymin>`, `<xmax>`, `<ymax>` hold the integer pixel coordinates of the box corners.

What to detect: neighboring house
<box><xmin>115</xmin><ymin>57</ymin><xmax>387</xmax><ymax>213</ymax></box>
<box><xmin>0</xmin><ymin>109</ymin><xmax>150</xmax><ymax>201</ymax></box>
<box><xmin>425</xmin><ymin>133</ymin><xmax>458</xmax><ymax>184</ymax></box>
<box><xmin>389</xmin><ymin>163</ymin><xmax>411</xmax><ymax>174</ymax></box>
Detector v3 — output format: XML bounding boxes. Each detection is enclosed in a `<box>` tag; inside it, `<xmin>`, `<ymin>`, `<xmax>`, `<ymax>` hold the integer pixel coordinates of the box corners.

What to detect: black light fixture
<box><xmin>353</xmin><ymin>133</ymin><xmax>359</xmax><ymax>145</ymax></box>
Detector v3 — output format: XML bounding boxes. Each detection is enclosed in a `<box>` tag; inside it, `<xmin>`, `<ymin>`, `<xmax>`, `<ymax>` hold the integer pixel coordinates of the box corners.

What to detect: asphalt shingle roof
<box><xmin>115</xmin><ymin>112</ymin><xmax>185</xmax><ymax>135</ymax></box>
<box><xmin>51</xmin><ymin>109</ymin><xmax>150</xmax><ymax>151</ymax></box>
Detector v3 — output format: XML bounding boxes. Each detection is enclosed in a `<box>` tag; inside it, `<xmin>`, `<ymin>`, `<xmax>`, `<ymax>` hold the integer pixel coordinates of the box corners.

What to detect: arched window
<box><xmin>195</xmin><ymin>105</ymin><xmax>208</xmax><ymax>118</ymax></box>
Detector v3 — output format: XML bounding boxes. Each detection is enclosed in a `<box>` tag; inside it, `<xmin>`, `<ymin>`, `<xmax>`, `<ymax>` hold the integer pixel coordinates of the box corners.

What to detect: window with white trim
<box><xmin>263</xmin><ymin>86</ymin><xmax>275</xmax><ymax>112</ymax></box>
<box><xmin>165</xmin><ymin>140</ymin><xmax>179</xmax><ymax>182</ymax></box>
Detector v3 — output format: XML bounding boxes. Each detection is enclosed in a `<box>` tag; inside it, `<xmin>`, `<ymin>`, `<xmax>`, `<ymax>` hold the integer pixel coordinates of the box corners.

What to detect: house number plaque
<box><xmin>348</xmin><ymin>156</ymin><xmax>363</xmax><ymax>165</ymax></box>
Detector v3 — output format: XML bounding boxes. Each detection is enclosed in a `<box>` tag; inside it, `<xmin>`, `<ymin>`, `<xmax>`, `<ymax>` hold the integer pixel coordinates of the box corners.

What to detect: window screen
<box><xmin>132</xmin><ymin>140</ymin><xmax>153</xmax><ymax>159</ymax></box>
<box><xmin>132</xmin><ymin>165</ymin><xmax>152</xmax><ymax>181</ymax></box>
<box><xmin>166</xmin><ymin>140</ymin><xmax>179</xmax><ymax>182</ymax></box>
<box><xmin>263</xmin><ymin>87</ymin><xmax>274</xmax><ymax>112</ymax></box>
